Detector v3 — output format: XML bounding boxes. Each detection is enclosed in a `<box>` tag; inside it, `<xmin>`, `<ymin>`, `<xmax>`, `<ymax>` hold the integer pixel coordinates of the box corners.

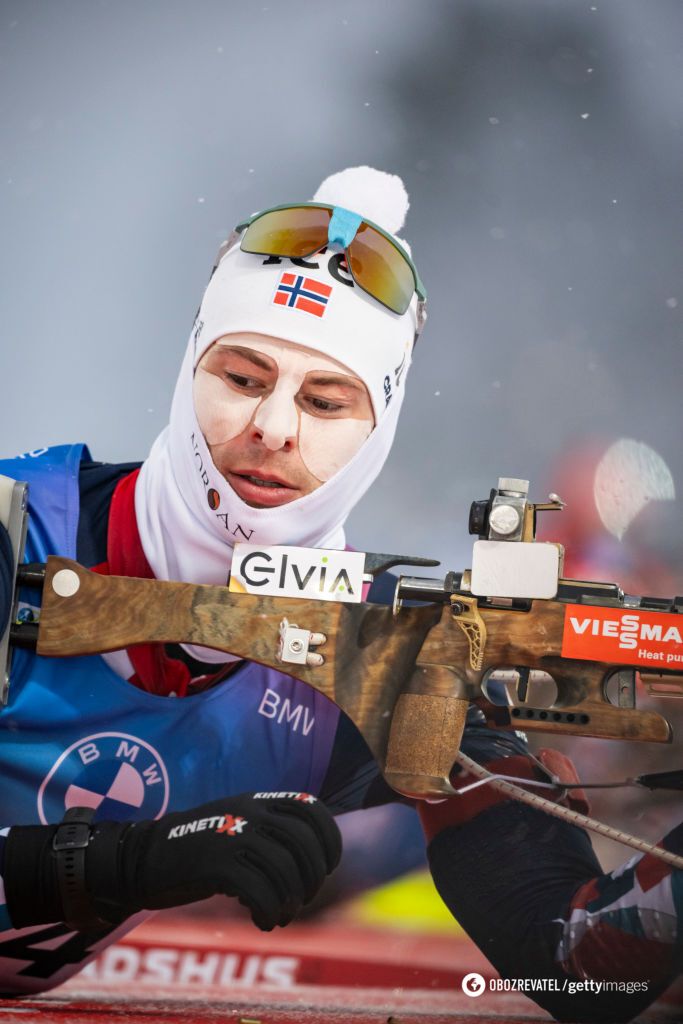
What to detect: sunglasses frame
<box><xmin>216</xmin><ymin>202</ymin><xmax>427</xmax><ymax>340</ymax></box>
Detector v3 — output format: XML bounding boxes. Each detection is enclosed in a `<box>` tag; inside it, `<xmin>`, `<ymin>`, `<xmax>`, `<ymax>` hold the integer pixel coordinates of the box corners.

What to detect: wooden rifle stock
<box><xmin>35</xmin><ymin>556</ymin><xmax>676</xmax><ymax>800</ymax></box>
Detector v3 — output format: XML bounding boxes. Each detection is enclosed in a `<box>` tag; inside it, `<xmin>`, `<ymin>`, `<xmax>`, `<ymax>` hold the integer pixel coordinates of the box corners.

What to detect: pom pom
<box><xmin>395</xmin><ymin>236</ymin><xmax>411</xmax><ymax>257</ymax></box>
<box><xmin>313</xmin><ymin>166</ymin><xmax>409</xmax><ymax>235</ymax></box>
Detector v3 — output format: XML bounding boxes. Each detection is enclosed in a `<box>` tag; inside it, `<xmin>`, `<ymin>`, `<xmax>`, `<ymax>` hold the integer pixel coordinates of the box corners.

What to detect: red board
<box><xmin>78</xmin><ymin>917</ymin><xmax>491</xmax><ymax>991</ymax></box>
<box><xmin>1</xmin><ymin>915</ymin><xmax>681</xmax><ymax>1022</ymax></box>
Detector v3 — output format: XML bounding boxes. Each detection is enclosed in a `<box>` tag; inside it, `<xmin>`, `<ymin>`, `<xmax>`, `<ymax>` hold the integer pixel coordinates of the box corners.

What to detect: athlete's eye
<box><xmin>305</xmin><ymin>396</ymin><xmax>345</xmax><ymax>414</ymax></box>
<box><xmin>225</xmin><ymin>372</ymin><xmax>263</xmax><ymax>390</ymax></box>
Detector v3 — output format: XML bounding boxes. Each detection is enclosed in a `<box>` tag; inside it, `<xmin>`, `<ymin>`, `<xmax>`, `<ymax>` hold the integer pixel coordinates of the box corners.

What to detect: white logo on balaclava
<box><xmin>134</xmin><ymin>166</ymin><xmax>421</xmax><ymax>664</ymax></box>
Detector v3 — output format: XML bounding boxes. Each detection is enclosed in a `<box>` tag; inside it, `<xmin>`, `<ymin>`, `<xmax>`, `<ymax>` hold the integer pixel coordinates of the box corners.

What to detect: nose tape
<box><xmin>252</xmin><ymin>385</ymin><xmax>301</xmax><ymax>450</ymax></box>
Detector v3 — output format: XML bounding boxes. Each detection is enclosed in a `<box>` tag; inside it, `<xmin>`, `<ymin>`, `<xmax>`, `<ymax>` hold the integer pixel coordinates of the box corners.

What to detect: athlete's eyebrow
<box><xmin>216</xmin><ymin>346</ymin><xmax>274</xmax><ymax>372</ymax></box>
<box><xmin>306</xmin><ymin>373</ymin><xmax>365</xmax><ymax>393</ymax></box>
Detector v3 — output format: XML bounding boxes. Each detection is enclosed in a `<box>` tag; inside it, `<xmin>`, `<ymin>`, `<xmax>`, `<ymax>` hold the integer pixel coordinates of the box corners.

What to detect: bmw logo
<box><xmin>37</xmin><ymin>732</ymin><xmax>170</xmax><ymax>825</ymax></box>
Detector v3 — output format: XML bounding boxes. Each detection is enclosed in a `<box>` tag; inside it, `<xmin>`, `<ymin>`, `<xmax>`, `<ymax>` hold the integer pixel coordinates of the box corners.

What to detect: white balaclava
<box><xmin>135</xmin><ymin>166</ymin><xmax>420</xmax><ymax>661</ymax></box>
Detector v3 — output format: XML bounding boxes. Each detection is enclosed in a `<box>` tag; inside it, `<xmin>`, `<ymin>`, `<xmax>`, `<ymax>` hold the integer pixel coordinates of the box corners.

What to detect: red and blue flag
<box><xmin>273</xmin><ymin>272</ymin><xmax>332</xmax><ymax>318</ymax></box>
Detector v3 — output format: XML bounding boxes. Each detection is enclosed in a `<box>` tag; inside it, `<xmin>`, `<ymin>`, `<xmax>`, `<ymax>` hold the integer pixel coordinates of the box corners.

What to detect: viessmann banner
<box><xmin>562</xmin><ymin>605</ymin><xmax>683</xmax><ymax>669</ymax></box>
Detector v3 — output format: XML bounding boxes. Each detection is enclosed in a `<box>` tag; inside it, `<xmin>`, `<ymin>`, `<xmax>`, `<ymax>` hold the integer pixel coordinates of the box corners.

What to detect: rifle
<box><xmin>2</xmin><ymin>476</ymin><xmax>683</xmax><ymax>865</ymax></box>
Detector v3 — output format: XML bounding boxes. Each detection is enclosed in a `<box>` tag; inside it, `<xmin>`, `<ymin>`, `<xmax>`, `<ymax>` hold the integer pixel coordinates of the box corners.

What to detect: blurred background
<box><xmin>2</xmin><ymin>0</ymin><xmax>682</xmax><ymax>911</ymax></box>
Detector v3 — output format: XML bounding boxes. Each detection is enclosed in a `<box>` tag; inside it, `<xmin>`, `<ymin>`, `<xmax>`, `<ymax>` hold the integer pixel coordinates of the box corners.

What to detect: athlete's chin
<box><xmin>242</xmin><ymin>492</ymin><xmax>301</xmax><ymax>509</ymax></box>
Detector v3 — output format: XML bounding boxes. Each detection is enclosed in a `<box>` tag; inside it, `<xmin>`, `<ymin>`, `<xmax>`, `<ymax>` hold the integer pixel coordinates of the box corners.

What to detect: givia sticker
<box><xmin>229</xmin><ymin>544</ymin><xmax>365</xmax><ymax>604</ymax></box>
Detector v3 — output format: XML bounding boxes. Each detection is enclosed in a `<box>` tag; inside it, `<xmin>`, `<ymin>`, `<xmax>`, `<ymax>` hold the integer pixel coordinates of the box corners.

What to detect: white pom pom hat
<box><xmin>193</xmin><ymin>165</ymin><xmax>423</xmax><ymax>419</ymax></box>
<box><xmin>314</xmin><ymin>165</ymin><xmax>410</xmax><ymax>236</ymax></box>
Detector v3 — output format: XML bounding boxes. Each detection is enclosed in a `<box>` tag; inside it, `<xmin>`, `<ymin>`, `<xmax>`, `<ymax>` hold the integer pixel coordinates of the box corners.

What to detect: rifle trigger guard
<box><xmin>450</xmin><ymin>595</ymin><xmax>487</xmax><ymax>671</ymax></box>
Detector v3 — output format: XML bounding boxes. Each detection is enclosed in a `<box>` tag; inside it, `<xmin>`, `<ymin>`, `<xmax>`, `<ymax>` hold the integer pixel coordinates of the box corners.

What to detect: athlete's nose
<box><xmin>251</xmin><ymin>387</ymin><xmax>299</xmax><ymax>451</ymax></box>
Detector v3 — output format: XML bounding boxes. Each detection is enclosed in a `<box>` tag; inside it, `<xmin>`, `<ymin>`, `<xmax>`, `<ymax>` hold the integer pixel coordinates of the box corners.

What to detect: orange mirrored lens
<box><xmin>241</xmin><ymin>207</ymin><xmax>330</xmax><ymax>259</ymax></box>
<box><xmin>347</xmin><ymin>224</ymin><xmax>414</xmax><ymax>315</ymax></box>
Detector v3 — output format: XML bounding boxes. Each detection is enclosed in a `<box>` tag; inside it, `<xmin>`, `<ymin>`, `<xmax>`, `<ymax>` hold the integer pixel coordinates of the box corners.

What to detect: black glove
<box><xmin>4</xmin><ymin>792</ymin><xmax>342</xmax><ymax>932</ymax></box>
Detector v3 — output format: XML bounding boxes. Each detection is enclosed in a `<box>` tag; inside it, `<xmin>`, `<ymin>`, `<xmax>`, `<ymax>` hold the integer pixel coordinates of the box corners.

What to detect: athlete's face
<box><xmin>193</xmin><ymin>333</ymin><xmax>375</xmax><ymax>508</ymax></box>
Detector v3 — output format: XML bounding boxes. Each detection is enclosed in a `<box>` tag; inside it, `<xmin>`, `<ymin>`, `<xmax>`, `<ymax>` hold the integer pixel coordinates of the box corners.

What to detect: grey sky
<box><xmin>2</xmin><ymin>0</ymin><xmax>682</xmax><ymax>575</ymax></box>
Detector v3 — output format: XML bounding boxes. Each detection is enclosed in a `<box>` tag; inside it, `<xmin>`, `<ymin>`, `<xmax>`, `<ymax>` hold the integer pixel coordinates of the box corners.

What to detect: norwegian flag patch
<box><xmin>273</xmin><ymin>272</ymin><xmax>332</xmax><ymax>318</ymax></box>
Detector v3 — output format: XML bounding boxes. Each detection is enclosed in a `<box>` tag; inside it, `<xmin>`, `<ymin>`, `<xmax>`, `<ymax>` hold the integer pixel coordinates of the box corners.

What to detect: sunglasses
<box><xmin>217</xmin><ymin>202</ymin><xmax>427</xmax><ymax>332</ymax></box>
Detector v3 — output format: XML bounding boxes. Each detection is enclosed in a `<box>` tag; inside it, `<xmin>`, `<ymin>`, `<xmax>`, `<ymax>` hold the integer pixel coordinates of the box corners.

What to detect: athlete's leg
<box><xmin>317</xmin><ymin>709</ymin><xmax>530</xmax><ymax>902</ymax></box>
<box><xmin>421</xmin><ymin>756</ymin><xmax>683</xmax><ymax>1023</ymax></box>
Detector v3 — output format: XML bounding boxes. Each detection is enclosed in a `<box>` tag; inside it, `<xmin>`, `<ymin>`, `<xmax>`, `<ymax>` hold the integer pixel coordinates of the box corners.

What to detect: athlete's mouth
<box><xmin>232</xmin><ymin>471</ymin><xmax>293</xmax><ymax>489</ymax></box>
<box><xmin>224</xmin><ymin>469</ymin><xmax>305</xmax><ymax>508</ymax></box>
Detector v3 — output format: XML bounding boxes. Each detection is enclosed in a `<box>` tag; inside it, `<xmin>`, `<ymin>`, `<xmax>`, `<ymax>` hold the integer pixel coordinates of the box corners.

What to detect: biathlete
<box><xmin>0</xmin><ymin>167</ymin><xmax>681</xmax><ymax>1021</ymax></box>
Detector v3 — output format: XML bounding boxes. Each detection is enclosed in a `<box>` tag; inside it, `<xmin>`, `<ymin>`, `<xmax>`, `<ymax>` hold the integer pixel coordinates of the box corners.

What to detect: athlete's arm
<box><xmin>3</xmin><ymin>792</ymin><xmax>341</xmax><ymax>933</ymax></box>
